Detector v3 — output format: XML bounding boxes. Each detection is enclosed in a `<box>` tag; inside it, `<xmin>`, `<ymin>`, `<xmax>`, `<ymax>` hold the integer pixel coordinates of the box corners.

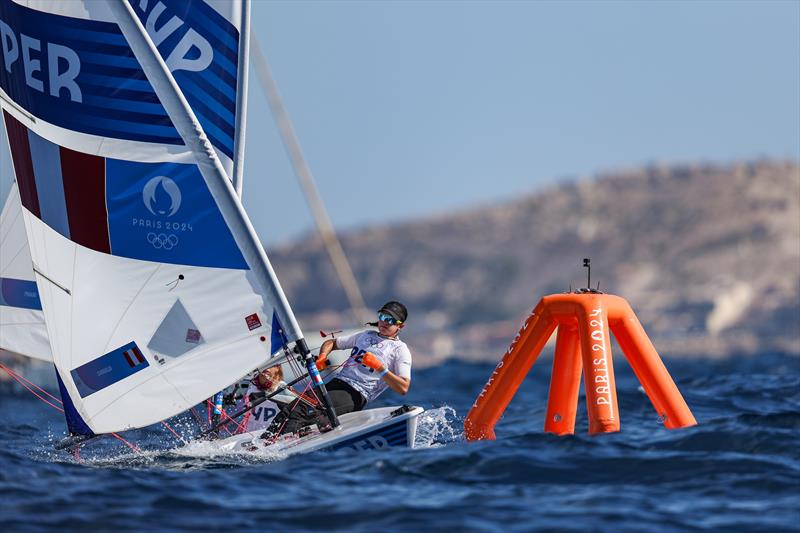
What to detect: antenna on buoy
<box><xmin>577</xmin><ymin>258</ymin><xmax>601</xmax><ymax>294</ymax></box>
<box><xmin>583</xmin><ymin>258</ymin><xmax>591</xmax><ymax>289</ymax></box>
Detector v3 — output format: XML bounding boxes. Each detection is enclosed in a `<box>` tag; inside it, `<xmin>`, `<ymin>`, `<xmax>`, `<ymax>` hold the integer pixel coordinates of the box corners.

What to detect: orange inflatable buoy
<box><xmin>464</xmin><ymin>292</ymin><xmax>696</xmax><ymax>440</ymax></box>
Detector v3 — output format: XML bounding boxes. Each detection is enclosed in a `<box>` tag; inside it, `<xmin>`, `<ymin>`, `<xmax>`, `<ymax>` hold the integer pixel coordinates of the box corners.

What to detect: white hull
<box><xmin>212</xmin><ymin>405</ymin><xmax>424</xmax><ymax>456</ymax></box>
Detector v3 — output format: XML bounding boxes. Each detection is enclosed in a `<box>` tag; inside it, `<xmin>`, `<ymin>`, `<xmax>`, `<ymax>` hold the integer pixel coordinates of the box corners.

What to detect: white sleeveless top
<box><xmin>334</xmin><ymin>330</ymin><xmax>412</xmax><ymax>403</ymax></box>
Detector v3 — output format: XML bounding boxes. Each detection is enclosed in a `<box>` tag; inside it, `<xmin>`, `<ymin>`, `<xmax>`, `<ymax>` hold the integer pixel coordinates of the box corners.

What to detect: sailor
<box><xmin>269</xmin><ymin>301</ymin><xmax>412</xmax><ymax>436</ymax></box>
<box><xmin>240</xmin><ymin>365</ymin><xmax>291</xmax><ymax>434</ymax></box>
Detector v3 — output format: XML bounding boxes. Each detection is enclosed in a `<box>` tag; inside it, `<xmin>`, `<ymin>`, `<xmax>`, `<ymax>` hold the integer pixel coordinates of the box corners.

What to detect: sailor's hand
<box><xmin>248</xmin><ymin>391</ymin><xmax>266</xmax><ymax>403</ymax></box>
<box><xmin>315</xmin><ymin>354</ymin><xmax>329</xmax><ymax>371</ymax></box>
<box><xmin>361</xmin><ymin>352</ymin><xmax>386</xmax><ymax>373</ymax></box>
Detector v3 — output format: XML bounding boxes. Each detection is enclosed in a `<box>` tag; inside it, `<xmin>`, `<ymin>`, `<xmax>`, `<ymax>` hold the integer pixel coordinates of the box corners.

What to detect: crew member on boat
<box><xmin>269</xmin><ymin>301</ymin><xmax>412</xmax><ymax>436</ymax></box>
<box><xmin>239</xmin><ymin>365</ymin><xmax>287</xmax><ymax>434</ymax></box>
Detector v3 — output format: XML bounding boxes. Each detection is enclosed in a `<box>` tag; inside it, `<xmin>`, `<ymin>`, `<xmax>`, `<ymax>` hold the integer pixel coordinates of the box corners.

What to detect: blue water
<box><xmin>1</xmin><ymin>353</ymin><xmax>798</xmax><ymax>532</ymax></box>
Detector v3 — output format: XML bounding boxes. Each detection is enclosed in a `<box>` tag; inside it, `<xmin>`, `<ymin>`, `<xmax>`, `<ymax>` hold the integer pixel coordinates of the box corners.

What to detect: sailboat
<box><xmin>0</xmin><ymin>0</ymin><xmax>423</xmax><ymax>455</ymax></box>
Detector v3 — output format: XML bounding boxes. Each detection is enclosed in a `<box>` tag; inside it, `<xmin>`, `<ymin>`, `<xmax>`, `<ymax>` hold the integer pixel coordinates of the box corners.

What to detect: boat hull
<box><xmin>213</xmin><ymin>405</ymin><xmax>424</xmax><ymax>456</ymax></box>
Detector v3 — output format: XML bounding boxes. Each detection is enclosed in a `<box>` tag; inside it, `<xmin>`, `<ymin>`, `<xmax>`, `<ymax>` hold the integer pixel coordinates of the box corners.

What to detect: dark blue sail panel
<box><xmin>105</xmin><ymin>158</ymin><xmax>247</xmax><ymax>269</ymax></box>
<box><xmin>0</xmin><ymin>278</ymin><xmax>41</xmax><ymax>310</ymax></box>
<box><xmin>0</xmin><ymin>0</ymin><xmax>238</xmax><ymax>158</ymax></box>
<box><xmin>270</xmin><ymin>311</ymin><xmax>287</xmax><ymax>355</ymax></box>
<box><xmin>70</xmin><ymin>342</ymin><xmax>149</xmax><ymax>398</ymax></box>
<box><xmin>55</xmin><ymin>369</ymin><xmax>94</xmax><ymax>436</ymax></box>
<box><xmin>130</xmin><ymin>0</ymin><xmax>239</xmax><ymax>157</ymax></box>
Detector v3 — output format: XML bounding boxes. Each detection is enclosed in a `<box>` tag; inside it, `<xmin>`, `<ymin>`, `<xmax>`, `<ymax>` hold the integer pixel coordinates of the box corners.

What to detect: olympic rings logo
<box><xmin>147</xmin><ymin>232</ymin><xmax>179</xmax><ymax>250</ymax></box>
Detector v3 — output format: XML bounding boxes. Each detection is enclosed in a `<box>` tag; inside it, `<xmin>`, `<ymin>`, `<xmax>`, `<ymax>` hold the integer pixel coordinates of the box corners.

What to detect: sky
<box><xmin>0</xmin><ymin>1</ymin><xmax>798</xmax><ymax>247</ymax></box>
<box><xmin>244</xmin><ymin>0</ymin><xmax>800</xmax><ymax>246</ymax></box>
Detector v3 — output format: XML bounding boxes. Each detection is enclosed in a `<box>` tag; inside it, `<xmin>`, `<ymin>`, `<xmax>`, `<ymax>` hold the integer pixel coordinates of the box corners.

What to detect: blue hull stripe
<box><xmin>327</xmin><ymin>419</ymin><xmax>410</xmax><ymax>451</ymax></box>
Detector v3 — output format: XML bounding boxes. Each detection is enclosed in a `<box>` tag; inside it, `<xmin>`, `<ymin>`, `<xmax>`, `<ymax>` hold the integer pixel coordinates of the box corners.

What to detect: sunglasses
<box><xmin>378</xmin><ymin>312</ymin><xmax>402</xmax><ymax>325</ymax></box>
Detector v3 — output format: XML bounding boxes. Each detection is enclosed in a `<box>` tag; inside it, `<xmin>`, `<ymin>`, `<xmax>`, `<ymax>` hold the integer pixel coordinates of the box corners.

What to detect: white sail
<box><xmin>0</xmin><ymin>181</ymin><xmax>51</xmax><ymax>361</ymax></box>
<box><xmin>0</xmin><ymin>0</ymin><xmax>252</xmax><ymax>363</ymax></box>
<box><xmin>0</xmin><ymin>0</ymin><xmax>287</xmax><ymax>434</ymax></box>
<box><xmin>0</xmin><ymin>0</ymin><xmax>249</xmax><ymax>180</ymax></box>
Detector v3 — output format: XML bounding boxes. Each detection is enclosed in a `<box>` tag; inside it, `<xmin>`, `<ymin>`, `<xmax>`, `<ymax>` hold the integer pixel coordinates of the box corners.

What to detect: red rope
<box><xmin>0</xmin><ymin>362</ymin><xmax>140</xmax><ymax>454</ymax></box>
<box><xmin>205</xmin><ymin>399</ymin><xmax>234</xmax><ymax>436</ymax></box>
<box><xmin>190</xmin><ymin>407</ymin><xmax>206</xmax><ymax>429</ymax></box>
<box><xmin>0</xmin><ymin>363</ymin><xmax>64</xmax><ymax>412</ymax></box>
<box><xmin>206</xmin><ymin>398</ymin><xmax>247</xmax><ymax>434</ymax></box>
<box><xmin>220</xmin><ymin>408</ymin><xmax>247</xmax><ymax>434</ymax></box>
<box><xmin>0</xmin><ymin>362</ymin><xmax>62</xmax><ymax>404</ymax></box>
<box><xmin>266</xmin><ymin>378</ymin><xmax>324</xmax><ymax>443</ymax></box>
<box><xmin>161</xmin><ymin>421</ymin><xmax>185</xmax><ymax>443</ymax></box>
<box><xmin>239</xmin><ymin>398</ymin><xmax>253</xmax><ymax>434</ymax></box>
<box><xmin>109</xmin><ymin>432</ymin><xmax>140</xmax><ymax>453</ymax></box>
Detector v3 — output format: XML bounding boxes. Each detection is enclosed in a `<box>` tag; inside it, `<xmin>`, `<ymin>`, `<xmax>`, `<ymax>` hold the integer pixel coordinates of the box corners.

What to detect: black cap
<box><xmin>378</xmin><ymin>301</ymin><xmax>407</xmax><ymax>323</ymax></box>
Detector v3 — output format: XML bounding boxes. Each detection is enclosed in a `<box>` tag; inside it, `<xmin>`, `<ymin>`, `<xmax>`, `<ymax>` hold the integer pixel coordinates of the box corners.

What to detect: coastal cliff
<box><xmin>269</xmin><ymin>160</ymin><xmax>800</xmax><ymax>364</ymax></box>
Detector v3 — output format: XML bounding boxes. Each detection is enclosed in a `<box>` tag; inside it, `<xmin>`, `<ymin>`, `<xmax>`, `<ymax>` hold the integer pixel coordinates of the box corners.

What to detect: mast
<box><xmin>231</xmin><ymin>0</ymin><xmax>251</xmax><ymax>198</ymax></box>
<box><xmin>109</xmin><ymin>0</ymin><xmax>340</xmax><ymax>428</ymax></box>
<box><xmin>252</xmin><ymin>39</ymin><xmax>370</xmax><ymax>326</ymax></box>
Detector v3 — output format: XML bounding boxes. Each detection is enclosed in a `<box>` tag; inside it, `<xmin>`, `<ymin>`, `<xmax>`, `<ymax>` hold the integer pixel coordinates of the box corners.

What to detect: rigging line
<box><xmin>283</xmin><ymin>350</ymin><xmax>324</xmax><ymax>407</ymax></box>
<box><xmin>239</xmin><ymin>404</ymin><xmax>252</xmax><ymax>434</ymax></box>
<box><xmin>0</xmin><ymin>244</ymin><xmax>26</xmax><ymax>272</ymax></box>
<box><xmin>161</xmin><ymin>421</ymin><xmax>186</xmax><ymax>444</ymax></box>
<box><xmin>206</xmin><ymin>398</ymin><xmax>244</xmax><ymax>435</ymax></box>
<box><xmin>0</xmin><ymin>365</ymin><xmax>143</xmax><ymax>454</ymax></box>
<box><xmin>219</xmin><ymin>408</ymin><xmax>247</xmax><ymax>434</ymax></box>
<box><xmin>266</xmin><ymin>391</ymin><xmax>309</xmax><ymax>443</ymax></box>
<box><xmin>109</xmin><ymin>432</ymin><xmax>140</xmax><ymax>454</ymax></box>
<box><xmin>293</xmin><ymin>378</ymin><xmax>321</xmax><ymax>408</ymax></box>
<box><xmin>0</xmin><ymin>189</ymin><xmax>16</xmax><ymax>227</ymax></box>
<box><xmin>205</xmin><ymin>400</ymin><xmax>234</xmax><ymax>436</ymax></box>
<box><xmin>0</xmin><ymin>362</ymin><xmax>62</xmax><ymax>404</ymax></box>
<box><xmin>190</xmin><ymin>407</ymin><xmax>206</xmax><ymax>430</ymax></box>
<box><xmin>0</xmin><ymin>201</ymin><xmax>23</xmax><ymax>250</ymax></box>
<box><xmin>297</xmin><ymin>377</ymin><xmax>322</xmax><ymax>409</ymax></box>
<box><xmin>267</xmin><ymin>376</ymin><xmax>325</xmax><ymax>441</ymax></box>
<box><xmin>0</xmin><ymin>363</ymin><xmax>64</xmax><ymax>412</ymax></box>
<box><xmin>251</xmin><ymin>39</ymin><xmax>370</xmax><ymax>326</ymax></box>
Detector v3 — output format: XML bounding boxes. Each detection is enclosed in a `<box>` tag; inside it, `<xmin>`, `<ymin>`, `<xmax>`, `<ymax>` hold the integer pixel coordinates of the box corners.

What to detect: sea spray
<box><xmin>415</xmin><ymin>406</ymin><xmax>462</xmax><ymax>448</ymax></box>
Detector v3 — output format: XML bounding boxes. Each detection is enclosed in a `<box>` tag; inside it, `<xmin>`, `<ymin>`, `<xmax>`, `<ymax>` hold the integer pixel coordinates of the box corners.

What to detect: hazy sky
<box><xmin>244</xmin><ymin>0</ymin><xmax>799</xmax><ymax>246</ymax></box>
<box><xmin>1</xmin><ymin>1</ymin><xmax>798</xmax><ymax>248</ymax></box>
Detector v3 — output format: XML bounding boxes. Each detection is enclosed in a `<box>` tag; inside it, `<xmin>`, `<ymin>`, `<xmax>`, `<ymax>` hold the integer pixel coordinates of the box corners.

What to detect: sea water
<box><xmin>1</xmin><ymin>353</ymin><xmax>798</xmax><ymax>532</ymax></box>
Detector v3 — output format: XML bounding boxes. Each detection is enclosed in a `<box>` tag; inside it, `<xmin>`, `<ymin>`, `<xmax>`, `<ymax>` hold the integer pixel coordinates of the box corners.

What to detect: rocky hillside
<box><xmin>268</xmin><ymin>160</ymin><xmax>800</xmax><ymax>364</ymax></box>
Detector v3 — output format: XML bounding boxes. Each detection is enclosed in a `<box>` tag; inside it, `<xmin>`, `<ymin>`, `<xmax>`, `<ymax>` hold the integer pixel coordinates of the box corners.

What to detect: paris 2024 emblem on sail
<box><xmin>108</xmin><ymin>160</ymin><xmax>246</xmax><ymax>268</ymax></box>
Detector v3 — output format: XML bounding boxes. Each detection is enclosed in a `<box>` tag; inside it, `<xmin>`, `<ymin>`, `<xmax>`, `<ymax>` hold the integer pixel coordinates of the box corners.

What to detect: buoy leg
<box><xmin>545</xmin><ymin>322</ymin><xmax>582</xmax><ymax>435</ymax></box>
<box><xmin>465</xmin><ymin>306</ymin><xmax>557</xmax><ymax>441</ymax></box>
<box><xmin>611</xmin><ymin>314</ymin><xmax>697</xmax><ymax>429</ymax></box>
<box><xmin>578</xmin><ymin>301</ymin><xmax>620</xmax><ymax>434</ymax></box>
